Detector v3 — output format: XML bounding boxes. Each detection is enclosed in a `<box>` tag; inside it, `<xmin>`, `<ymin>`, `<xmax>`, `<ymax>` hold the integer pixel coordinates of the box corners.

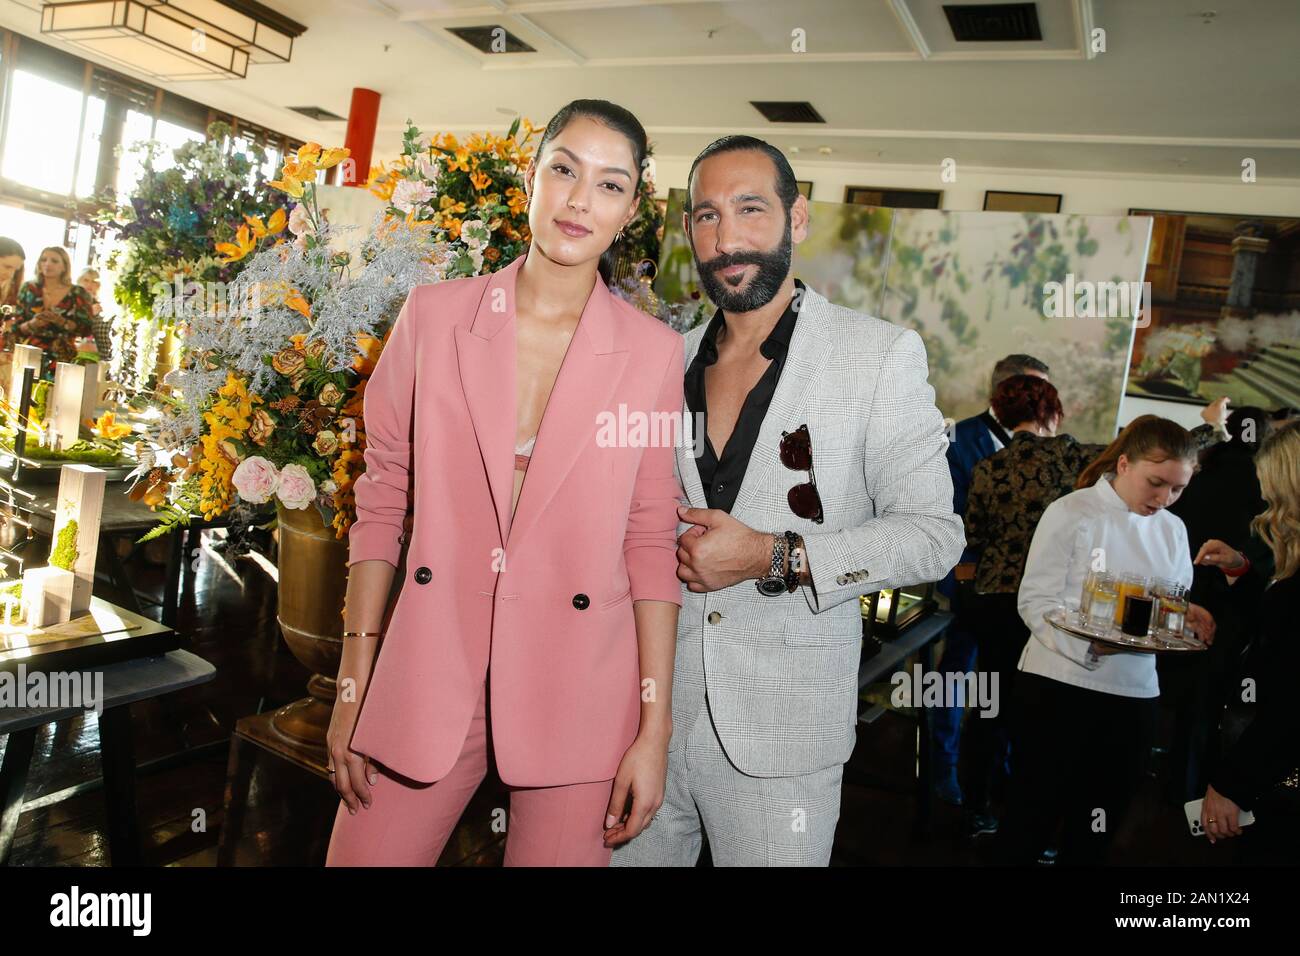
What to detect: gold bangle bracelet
<box><xmin>342</xmin><ymin>630</ymin><xmax>383</xmax><ymax>639</ymax></box>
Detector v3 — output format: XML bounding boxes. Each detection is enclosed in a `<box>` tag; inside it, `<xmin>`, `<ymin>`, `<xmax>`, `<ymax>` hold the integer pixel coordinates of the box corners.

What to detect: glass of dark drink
<box><xmin>1120</xmin><ymin>594</ymin><xmax>1155</xmax><ymax>637</ymax></box>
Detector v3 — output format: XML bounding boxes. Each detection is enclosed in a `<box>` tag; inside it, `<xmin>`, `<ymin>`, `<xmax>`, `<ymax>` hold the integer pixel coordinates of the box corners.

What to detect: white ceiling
<box><xmin>6</xmin><ymin>0</ymin><xmax>1300</xmax><ymax>179</ymax></box>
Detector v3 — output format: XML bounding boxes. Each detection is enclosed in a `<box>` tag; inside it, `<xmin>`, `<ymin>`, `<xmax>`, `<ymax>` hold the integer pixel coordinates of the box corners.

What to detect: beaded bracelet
<box><xmin>342</xmin><ymin>631</ymin><xmax>384</xmax><ymax>639</ymax></box>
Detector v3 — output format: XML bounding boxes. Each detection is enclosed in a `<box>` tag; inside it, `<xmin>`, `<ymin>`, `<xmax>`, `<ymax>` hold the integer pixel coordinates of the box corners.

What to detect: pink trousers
<box><xmin>325</xmin><ymin>679</ymin><xmax>615</xmax><ymax>867</ymax></box>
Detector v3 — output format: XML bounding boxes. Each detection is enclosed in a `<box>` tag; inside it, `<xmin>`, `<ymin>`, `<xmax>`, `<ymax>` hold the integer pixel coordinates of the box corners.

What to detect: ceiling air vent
<box><xmin>447</xmin><ymin>25</ymin><xmax>537</xmax><ymax>54</ymax></box>
<box><xmin>750</xmin><ymin>101</ymin><xmax>825</xmax><ymax>124</ymax></box>
<box><xmin>943</xmin><ymin>3</ymin><xmax>1043</xmax><ymax>42</ymax></box>
<box><xmin>288</xmin><ymin>106</ymin><xmax>345</xmax><ymax>121</ymax></box>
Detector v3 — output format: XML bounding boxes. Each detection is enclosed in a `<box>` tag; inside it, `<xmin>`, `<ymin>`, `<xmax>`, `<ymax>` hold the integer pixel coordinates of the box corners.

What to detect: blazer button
<box><xmin>572</xmin><ymin>593</ymin><xmax>590</xmax><ymax>610</ymax></box>
<box><xmin>836</xmin><ymin>574</ymin><xmax>848</xmax><ymax>586</ymax></box>
<box><xmin>707</xmin><ymin>611</ymin><xmax>722</xmax><ymax>624</ymax></box>
<box><xmin>414</xmin><ymin>566</ymin><xmax>432</xmax><ymax>585</ymax></box>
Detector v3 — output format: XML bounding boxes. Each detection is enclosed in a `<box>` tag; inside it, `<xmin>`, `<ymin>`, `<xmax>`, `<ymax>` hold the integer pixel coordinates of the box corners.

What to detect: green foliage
<box><xmin>50</xmin><ymin>520</ymin><xmax>79</xmax><ymax>571</ymax></box>
<box><xmin>136</xmin><ymin>475</ymin><xmax>202</xmax><ymax>543</ymax></box>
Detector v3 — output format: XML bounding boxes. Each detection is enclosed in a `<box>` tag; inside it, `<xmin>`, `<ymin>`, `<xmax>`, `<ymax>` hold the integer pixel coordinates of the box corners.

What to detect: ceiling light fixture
<box><xmin>38</xmin><ymin>0</ymin><xmax>306</xmax><ymax>80</ymax></box>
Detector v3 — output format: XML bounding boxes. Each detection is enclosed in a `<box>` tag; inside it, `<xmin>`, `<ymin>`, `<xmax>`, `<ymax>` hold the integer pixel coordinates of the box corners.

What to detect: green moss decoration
<box><xmin>50</xmin><ymin>519</ymin><xmax>79</xmax><ymax>571</ymax></box>
<box><xmin>30</xmin><ymin>379</ymin><xmax>51</xmax><ymax>423</ymax></box>
<box><xmin>23</xmin><ymin>441</ymin><xmax>126</xmax><ymax>465</ymax></box>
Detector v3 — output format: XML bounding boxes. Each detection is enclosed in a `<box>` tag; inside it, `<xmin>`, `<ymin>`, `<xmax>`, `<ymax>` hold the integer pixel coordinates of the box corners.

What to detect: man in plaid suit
<box><xmin>611</xmin><ymin>137</ymin><xmax>963</xmax><ymax>866</ymax></box>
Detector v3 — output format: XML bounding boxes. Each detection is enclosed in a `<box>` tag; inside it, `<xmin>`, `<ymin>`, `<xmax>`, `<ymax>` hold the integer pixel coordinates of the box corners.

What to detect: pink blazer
<box><xmin>347</xmin><ymin>252</ymin><xmax>685</xmax><ymax>787</ymax></box>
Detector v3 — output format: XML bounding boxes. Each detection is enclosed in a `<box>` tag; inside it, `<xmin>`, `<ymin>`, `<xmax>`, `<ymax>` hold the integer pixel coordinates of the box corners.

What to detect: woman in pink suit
<box><xmin>325</xmin><ymin>100</ymin><xmax>684</xmax><ymax>867</ymax></box>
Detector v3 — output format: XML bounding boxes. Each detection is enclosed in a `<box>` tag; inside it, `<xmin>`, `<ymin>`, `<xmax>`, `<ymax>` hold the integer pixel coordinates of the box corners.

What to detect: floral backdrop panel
<box><xmin>655</xmin><ymin>194</ymin><xmax>1150</xmax><ymax>444</ymax></box>
<box><xmin>879</xmin><ymin>210</ymin><xmax>1152</xmax><ymax>443</ymax></box>
<box><xmin>1125</xmin><ymin>210</ymin><xmax>1300</xmax><ymax>412</ymax></box>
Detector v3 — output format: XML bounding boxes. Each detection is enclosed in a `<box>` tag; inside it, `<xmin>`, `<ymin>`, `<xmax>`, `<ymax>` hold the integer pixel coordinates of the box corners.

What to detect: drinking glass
<box><xmin>1084</xmin><ymin>572</ymin><xmax>1119</xmax><ymax>631</ymax></box>
<box><xmin>1115</xmin><ymin>573</ymin><xmax>1149</xmax><ymax>626</ymax></box>
<box><xmin>1152</xmin><ymin>579</ymin><xmax>1189</xmax><ymax>642</ymax></box>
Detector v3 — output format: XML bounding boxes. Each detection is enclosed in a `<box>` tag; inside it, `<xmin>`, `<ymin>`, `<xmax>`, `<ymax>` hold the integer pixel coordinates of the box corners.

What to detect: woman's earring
<box><xmin>615</xmin><ymin>228</ymin><xmax>625</xmax><ymax>243</ymax></box>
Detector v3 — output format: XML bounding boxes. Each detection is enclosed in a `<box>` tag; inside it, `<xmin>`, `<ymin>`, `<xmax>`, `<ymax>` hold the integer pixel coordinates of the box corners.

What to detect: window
<box><xmin>2</xmin><ymin>69</ymin><xmax>88</xmax><ymax>194</ymax></box>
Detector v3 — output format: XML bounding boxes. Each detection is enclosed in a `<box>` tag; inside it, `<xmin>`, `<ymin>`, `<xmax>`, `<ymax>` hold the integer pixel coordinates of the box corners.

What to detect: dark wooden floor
<box><xmin>0</xmin><ymin>529</ymin><xmax>1253</xmax><ymax>867</ymax></box>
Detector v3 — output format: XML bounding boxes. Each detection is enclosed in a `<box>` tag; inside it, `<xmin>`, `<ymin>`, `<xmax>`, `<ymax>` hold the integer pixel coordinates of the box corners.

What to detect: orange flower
<box><xmin>84</xmin><ymin>410</ymin><xmax>133</xmax><ymax>439</ymax></box>
<box><xmin>285</xmin><ymin>291</ymin><xmax>312</xmax><ymax>319</ymax></box>
<box><xmin>470</xmin><ymin>169</ymin><xmax>492</xmax><ymax>191</ymax></box>
<box><xmin>447</xmin><ymin>148</ymin><xmax>471</xmax><ymax>173</ymax></box>
<box><xmin>215</xmin><ymin>224</ymin><xmax>257</xmax><ymax>263</ymax></box>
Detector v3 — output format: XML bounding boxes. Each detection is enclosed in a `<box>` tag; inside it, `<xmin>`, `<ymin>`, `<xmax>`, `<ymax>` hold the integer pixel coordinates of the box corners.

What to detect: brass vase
<box><xmin>270</xmin><ymin>501</ymin><xmax>348</xmax><ymax>757</ymax></box>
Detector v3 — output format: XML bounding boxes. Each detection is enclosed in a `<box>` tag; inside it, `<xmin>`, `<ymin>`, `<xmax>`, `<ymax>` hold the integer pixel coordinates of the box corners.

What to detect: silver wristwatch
<box><xmin>756</xmin><ymin>533</ymin><xmax>788</xmax><ymax>596</ymax></box>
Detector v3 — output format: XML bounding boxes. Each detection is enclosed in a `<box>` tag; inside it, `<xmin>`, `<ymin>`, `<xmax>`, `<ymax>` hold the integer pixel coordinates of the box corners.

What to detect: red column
<box><xmin>341</xmin><ymin>87</ymin><xmax>380</xmax><ymax>187</ymax></box>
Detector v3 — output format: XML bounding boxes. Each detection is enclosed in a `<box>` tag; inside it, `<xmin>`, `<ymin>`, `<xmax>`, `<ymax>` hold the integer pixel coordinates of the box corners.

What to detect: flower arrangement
<box><xmin>134</xmin><ymin>142</ymin><xmax>423</xmax><ymax>540</ymax></box>
<box><xmin>91</xmin><ymin>121</ymin><xmax>279</xmax><ymax>326</ymax></box>
<box><xmin>366</xmin><ymin>117</ymin><xmax>537</xmax><ymax>278</ymax></box>
<box><xmin>135</xmin><ymin>120</ymin><xmax>542</xmax><ymax>542</ymax></box>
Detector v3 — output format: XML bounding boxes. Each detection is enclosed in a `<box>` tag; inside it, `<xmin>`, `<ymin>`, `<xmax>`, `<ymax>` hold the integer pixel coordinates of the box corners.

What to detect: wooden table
<box><xmin>0</xmin><ymin>646</ymin><xmax>214</xmax><ymax>865</ymax></box>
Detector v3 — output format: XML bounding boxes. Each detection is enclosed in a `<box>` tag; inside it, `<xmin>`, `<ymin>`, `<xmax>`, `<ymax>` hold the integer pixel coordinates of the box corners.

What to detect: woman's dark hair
<box><xmin>991</xmin><ymin>373</ymin><xmax>1062</xmax><ymax>432</ymax></box>
<box><xmin>0</xmin><ymin>236</ymin><xmax>24</xmax><ymax>296</ymax></box>
<box><xmin>535</xmin><ymin>99</ymin><xmax>647</xmax><ymax>285</ymax></box>
<box><xmin>1077</xmin><ymin>415</ymin><xmax>1199</xmax><ymax>490</ymax></box>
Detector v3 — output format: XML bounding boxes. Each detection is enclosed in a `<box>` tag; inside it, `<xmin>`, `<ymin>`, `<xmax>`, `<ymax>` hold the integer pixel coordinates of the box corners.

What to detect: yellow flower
<box><xmin>438</xmin><ymin>195</ymin><xmax>467</xmax><ymax>216</ymax></box>
<box><xmin>244</xmin><ymin>209</ymin><xmax>285</xmax><ymax>240</ymax></box>
<box><xmin>270</xmin><ymin>175</ymin><xmax>305</xmax><ymax>199</ymax></box>
<box><xmin>470</xmin><ymin>169</ymin><xmax>492</xmax><ymax>191</ymax></box>
<box><xmin>317</xmin><ymin>147</ymin><xmax>350</xmax><ymax>170</ymax></box>
<box><xmin>296</xmin><ymin>142</ymin><xmax>322</xmax><ymax>166</ymax></box>
<box><xmin>85</xmin><ymin>410</ymin><xmax>133</xmax><ymax>439</ymax></box>
<box><xmin>215</xmin><ymin>224</ymin><xmax>257</xmax><ymax>263</ymax></box>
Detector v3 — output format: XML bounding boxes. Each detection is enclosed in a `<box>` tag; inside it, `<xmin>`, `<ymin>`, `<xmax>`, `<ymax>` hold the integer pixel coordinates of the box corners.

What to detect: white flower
<box><xmin>417</xmin><ymin>156</ymin><xmax>441</xmax><ymax>181</ymax></box>
<box><xmin>232</xmin><ymin>456</ymin><xmax>279</xmax><ymax>504</ymax></box>
<box><xmin>460</xmin><ymin>219</ymin><xmax>488</xmax><ymax>248</ymax></box>
<box><xmin>275</xmin><ymin>463</ymin><xmax>316</xmax><ymax>510</ymax></box>
<box><xmin>392</xmin><ymin>179</ymin><xmax>435</xmax><ymax>214</ymax></box>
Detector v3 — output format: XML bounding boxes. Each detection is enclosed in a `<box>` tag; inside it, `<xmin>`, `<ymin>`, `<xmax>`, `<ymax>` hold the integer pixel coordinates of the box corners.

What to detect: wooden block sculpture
<box><xmin>50</xmin><ymin>362</ymin><xmax>88</xmax><ymax>453</ymax></box>
<box><xmin>9</xmin><ymin>344</ymin><xmax>42</xmax><ymax>409</ymax></box>
<box><xmin>22</xmin><ymin>565</ymin><xmax>76</xmax><ymax>627</ymax></box>
<box><xmin>51</xmin><ymin>464</ymin><xmax>106</xmax><ymax>616</ymax></box>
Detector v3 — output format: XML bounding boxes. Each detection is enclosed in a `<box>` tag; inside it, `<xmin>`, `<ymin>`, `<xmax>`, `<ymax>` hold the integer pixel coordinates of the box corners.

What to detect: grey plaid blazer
<box><xmin>671</xmin><ymin>283</ymin><xmax>964</xmax><ymax>777</ymax></box>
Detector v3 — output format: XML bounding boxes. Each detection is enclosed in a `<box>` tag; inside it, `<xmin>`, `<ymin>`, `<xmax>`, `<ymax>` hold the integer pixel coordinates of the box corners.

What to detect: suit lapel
<box><xmin>729</xmin><ymin>288</ymin><xmax>833</xmax><ymax>521</ymax></box>
<box><xmin>454</xmin><ymin>258</ymin><xmax>522</xmax><ymax>547</ymax></box>
<box><xmin>676</xmin><ymin>326</ymin><xmax>708</xmax><ymax>508</ymax></box>
<box><xmin>506</xmin><ymin>266</ymin><xmax>628</xmax><ymax>552</ymax></box>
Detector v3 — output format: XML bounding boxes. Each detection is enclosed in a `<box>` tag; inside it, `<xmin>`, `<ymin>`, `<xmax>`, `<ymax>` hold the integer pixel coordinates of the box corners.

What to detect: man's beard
<box><xmin>693</xmin><ymin>223</ymin><xmax>792</xmax><ymax>314</ymax></box>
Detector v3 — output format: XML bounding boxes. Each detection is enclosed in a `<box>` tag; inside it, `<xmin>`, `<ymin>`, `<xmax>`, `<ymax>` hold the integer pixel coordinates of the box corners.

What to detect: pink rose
<box><xmin>275</xmin><ymin>462</ymin><xmax>316</xmax><ymax>510</ymax></box>
<box><xmin>287</xmin><ymin>202</ymin><xmax>312</xmax><ymax>237</ymax></box>
<box><xmin>232</xmin><ymin>456</ymin><xmax>279</xmax><ymax>504</ymax></box>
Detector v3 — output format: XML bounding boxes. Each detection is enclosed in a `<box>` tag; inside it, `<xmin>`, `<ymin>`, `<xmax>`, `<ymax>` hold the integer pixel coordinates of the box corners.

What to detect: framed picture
<box><xmin>796</xmin><ymin>180</ymin><xmax>813</xmax><ymax>199</ymax></box>
<box><xmin>844</xmin><ymin>186</ymin><xmax>942</xmax><ymax>209</ymax></box>
<box><xmin>1123</xmin><ymin>208</ymin><xmax>1300</xmax><ymax>409</ymax></box>
<box><xmin>983</xmin><ymin>190</ymin><xmax>1062</xmax><ymax>213</ymax></box>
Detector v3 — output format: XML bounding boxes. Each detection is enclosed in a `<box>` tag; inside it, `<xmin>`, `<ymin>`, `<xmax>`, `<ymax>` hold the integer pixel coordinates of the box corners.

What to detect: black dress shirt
<box><xmin>685</xmin><ymin>279</ymin><xmax>804</xmax><ymax>513</ymax></box>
